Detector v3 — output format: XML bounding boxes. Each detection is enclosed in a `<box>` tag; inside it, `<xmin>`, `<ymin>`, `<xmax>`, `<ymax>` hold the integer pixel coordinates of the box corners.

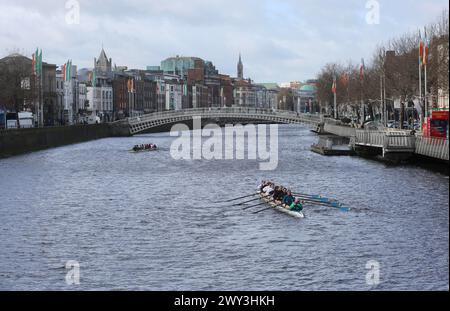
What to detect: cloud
<box><xmin>0</xmin><ymin>0</ymin><xmax>448</xmax><ymax>83</ymax></box>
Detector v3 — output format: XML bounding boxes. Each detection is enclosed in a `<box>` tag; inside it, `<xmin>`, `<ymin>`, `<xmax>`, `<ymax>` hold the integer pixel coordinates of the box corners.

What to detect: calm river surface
<box><xmin>0</xmin><ymin>125</ymin><xmax>448</xmax><ymax>290</ymax></box>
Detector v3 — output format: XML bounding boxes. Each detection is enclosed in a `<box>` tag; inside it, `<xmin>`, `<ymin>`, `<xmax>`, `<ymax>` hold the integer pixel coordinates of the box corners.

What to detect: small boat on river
<box><xmin>130</xmin><ymin>144</ymin><xmax>158</xmax><ymax>153</ymax></box>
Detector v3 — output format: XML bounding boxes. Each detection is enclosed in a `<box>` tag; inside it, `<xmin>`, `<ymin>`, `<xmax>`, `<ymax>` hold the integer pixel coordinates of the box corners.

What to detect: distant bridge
<box><xmin>127</xmin><ymin>108</ymin><xmax>322</xmax><ymax>135</ymax></box>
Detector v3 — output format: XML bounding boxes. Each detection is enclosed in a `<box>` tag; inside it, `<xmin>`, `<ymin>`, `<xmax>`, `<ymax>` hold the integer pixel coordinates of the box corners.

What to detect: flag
<box><xmin>64</xmin><ymin>61</ymin><xmax>67</xmax><ymax>81</ymax></box>
<box><xmin>360</xmin><ymin>58</ymin><xmax>365</xmax><ymax>81</ymax></box>
<box><xmin>65</xmin><ymin>60</ymin><xmax>70</xmax><ymax>82</ymax></box>
<box><xmin>34</xmin><ymin>48</ymin><xmax>39</xmax><ymax>74</ymax></box>
<box><xmin>39</xmin><ymin>49</ymin><xmax>43</xmax><ymax>75</ymax></box>
<box><xmin>62</xmin><ymin>64</ymin><xmax>66</xmax><ymax>82</ymax></box>
<box><xmin>423</xmin><ymin>33</ymin><xmax>429</xmax><ymax>66</ymax></box>
<box><xmin>419</xmin><ymin>31</ymin><xmax>424</xmax><ymax>66</ymax></box>
<box><xmin>68</xmin><ymin>60</ymin><xmax>72</xmax><ymax>81</ymax></box>
<box><xmin>35</xmin><ymin>49</ymin><xmax>42</xmax><ymax>76</ymax></box>
<box><xmin>92</xmin><ymin>70</ymin><xmax>97</xmax><ymax>88</ymax></box>
<box><xmin>32</xmin><ymin>53</ymin><xmax>36</xmax><ymax>74</ymax></box>
<box><xmin>331</xmin><ymin>76</ymin><xmax>337</xmax><ymax>94</ymax></box>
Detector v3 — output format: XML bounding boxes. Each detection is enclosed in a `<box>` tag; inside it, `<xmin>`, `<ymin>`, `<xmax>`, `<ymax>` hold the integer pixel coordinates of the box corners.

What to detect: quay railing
<box><xmin>323</xmin><ymin>123</ymin><xmax>356</xmax><ymax>137</ymax></box>
<box><xmin>354</xmin><ymin>130</ymin><xmax>415</xmax><ymax>152</ymax></box>
<box><xmin>415</xmin><ymin>135</ymin><xmax>449</xmax><ymax>161</ymax></box>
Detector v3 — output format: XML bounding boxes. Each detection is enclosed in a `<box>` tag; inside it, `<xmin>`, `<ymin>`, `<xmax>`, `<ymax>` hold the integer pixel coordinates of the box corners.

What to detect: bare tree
<box><xmin>316</xmin><ymin>9</ymin><xmax>449</xmax><ymax>127</ymax></box>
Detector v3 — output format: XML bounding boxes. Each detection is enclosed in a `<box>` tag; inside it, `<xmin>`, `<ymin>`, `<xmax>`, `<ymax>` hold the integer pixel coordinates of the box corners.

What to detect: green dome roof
<box><xmin>300</xmin><ymin>84</ymin><xmax>316</xmax><ymax>92</ymax></box>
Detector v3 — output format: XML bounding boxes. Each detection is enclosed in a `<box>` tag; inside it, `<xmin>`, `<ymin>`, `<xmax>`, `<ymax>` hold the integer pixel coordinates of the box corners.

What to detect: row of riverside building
<box><xmin>0</xmin><ymin>49</ymin><xmax>319</xmax><ymax>126</ymax></box>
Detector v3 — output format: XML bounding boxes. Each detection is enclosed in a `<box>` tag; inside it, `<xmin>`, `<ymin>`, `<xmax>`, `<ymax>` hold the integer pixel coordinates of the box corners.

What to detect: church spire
<box><xmin>237</xmin><ymin>53</ymin><xmax>244</xmax><ymax>79</ymax></box>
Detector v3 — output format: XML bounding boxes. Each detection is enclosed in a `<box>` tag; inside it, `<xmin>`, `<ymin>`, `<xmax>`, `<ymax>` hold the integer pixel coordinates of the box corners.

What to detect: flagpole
<box><xmin>380</xmin><ymin>73</ymin><xmax>384</xmax><ymax>125</ymax></box>
<box><xmin>424</xmin><ymin>61</ymin><xmax>428</xmax><ymax>120</ymax></box>
<box><xmin>360</xmin><ymin>58</ymin><xmax>365</xmax><ymax>126</ymax></box>
<box><xmin>39</xmin><ymin>50</ymin><xmax>43</xmax><ymax>127</ymax></box>
<box><xmin>382</xmin><ymin>50</ymin><xmax>387</xmax><ymax>127</ymax></box>
<box><xmin>419</xmin><ymin>31</ymin><xmax>423</xmax><ymax>129</ymax></box>
<box><xmin>383</xmin><ymin>72</ymin><xmax>387</xmax><ymax>126</ymax></box>
<box><xmin>333</xmin><ymin>76</ymin><xmax>337</xmax><ymax>119</ymax></box>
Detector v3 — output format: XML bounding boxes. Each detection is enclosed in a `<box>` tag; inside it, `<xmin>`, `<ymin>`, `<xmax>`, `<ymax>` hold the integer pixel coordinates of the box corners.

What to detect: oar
<box><xmin>231</xmin><ymin>197</ymin><xmax>262</xmax><ymax>206</ymax></box>
<box><xmin>253</xmin><ymin>201</ymin><xmax>288</xmax><ymax>214</ymax></box>
<box><xmin>301</xmin><ymin>199</ymin><xmax>350</xmax><ymax>212</ymax></box>
<box><xmin>216</xmin><ymin>193</ymin><xmax>258</xmax><ymax>204</ymax></box>
<box><xmin>293</xmin><ymin>192</ymin><xmax>333</xmax><ymax>201</ymax></box>
<box><xmin>293</xmin><ymin>194</ymin><xmax>337</xmax><ymax>204</ymax></box>
<box><xmin>242</xmin><ymin>201</ymin><xmax>268</xmax><ymax>210</ymax></box>
<box><xmin>298</xmin><ymin>197</ymin><xmax>340</xmax><ymax>207</ymax></box>
<box><xmin>294</xmin><ymin>193</ymin><xmax>324</xmax><ymax>200</ymax></box>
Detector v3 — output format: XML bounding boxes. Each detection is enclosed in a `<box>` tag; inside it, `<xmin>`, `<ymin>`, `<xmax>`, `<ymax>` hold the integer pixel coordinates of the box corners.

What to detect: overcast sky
<box><xmin>0</xmin><ymin>0</ymin><xmax>448</xmax><ymax>83</ymax></box>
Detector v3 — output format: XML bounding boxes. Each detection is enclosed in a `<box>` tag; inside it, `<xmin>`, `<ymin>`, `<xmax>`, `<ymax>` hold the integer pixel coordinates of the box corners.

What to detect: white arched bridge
<box><xmin>127</xmin><ymin>108</ymin><xmax>322</xmax><ymax>135</ymax></box>
<box><xmin>117</xmin><ymin>107</ymin><xmax>448</xmax><ymax>162</ymax></box>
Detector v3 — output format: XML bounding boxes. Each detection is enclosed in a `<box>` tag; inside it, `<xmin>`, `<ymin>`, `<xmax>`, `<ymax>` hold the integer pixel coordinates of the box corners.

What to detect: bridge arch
<box><xmin>126</xmin><ymin>108</ymin><xmax>322</xmax><ymax>135</ymax></box>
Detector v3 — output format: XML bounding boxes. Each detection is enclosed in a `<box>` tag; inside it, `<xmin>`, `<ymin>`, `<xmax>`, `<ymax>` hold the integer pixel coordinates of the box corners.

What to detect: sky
<box><xmin>0</xmin><ymin>0</ymin><xmax>448</xmax><ymax>83</ymax></box>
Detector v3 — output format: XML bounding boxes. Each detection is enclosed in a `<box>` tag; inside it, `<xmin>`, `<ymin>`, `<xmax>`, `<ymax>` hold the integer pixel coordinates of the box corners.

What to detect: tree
<box><xmin>316</xmin><ymin>9</ymin><xmax>449</xmax><ymax>127</ymax></box>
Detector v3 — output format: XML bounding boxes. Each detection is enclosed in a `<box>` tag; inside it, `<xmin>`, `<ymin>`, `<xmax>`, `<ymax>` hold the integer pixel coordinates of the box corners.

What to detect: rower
<box><xmin>282</xmin><ymin>190</ymin><xmax>295</xmax><ymax>207</ymax></box>
<box><xmin>263</xmin><ymin>183</ymin><xmax>274</xmax><ymax>196</ymax></box>
<box><xmin>290</xmin><ymin>198</ymin><xmax>304</xmax><ymax>212</ymax></box>
<box><xmin>258</xmin><ymin>180</ymin><xmax>266</xmax><ymax>192</ymax></box>
<box><xmin>272</xmin><ymin>186</ymin><xmax>284</xmax><ymax>201</ymax></box>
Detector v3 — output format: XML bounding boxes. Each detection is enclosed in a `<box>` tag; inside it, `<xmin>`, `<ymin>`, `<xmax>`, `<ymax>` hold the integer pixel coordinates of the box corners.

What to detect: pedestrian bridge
<box><xmin>123</xmin><ymin>109</ymin><xmax>448</xmax><ymax>162</ymax></box>
<box><xmin>127</xmin><ymin>108</ymin><xmax>322</xmax><ymax>135</ymax></box>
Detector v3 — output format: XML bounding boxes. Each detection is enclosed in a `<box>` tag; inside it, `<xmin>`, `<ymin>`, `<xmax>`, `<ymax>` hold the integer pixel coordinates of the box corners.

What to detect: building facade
<box><xmin>161</xmin><ymin>56</ymin><xmax>204</xmax><ymax>77</ymax></box>
<box><xmin>234</xmin><ymin>79</ymin><xmax>257</xmax><ymax>107</ymax></box>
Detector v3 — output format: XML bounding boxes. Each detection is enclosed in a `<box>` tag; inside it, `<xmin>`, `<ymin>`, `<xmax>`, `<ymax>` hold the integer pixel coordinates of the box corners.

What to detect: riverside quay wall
<box><xmin>0</xmin><ymin>122</ymin><xmax>130</xmax><ymax>158</ymax></box>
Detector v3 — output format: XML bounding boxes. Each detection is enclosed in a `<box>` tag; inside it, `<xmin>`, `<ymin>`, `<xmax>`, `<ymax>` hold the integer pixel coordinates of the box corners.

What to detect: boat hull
<box><xmin>259</xmin><ymin>193</ymin><xmax>305</xmax><ymax>219</ymax></box>
<box><xmin>129</xmin><ymin>148</ymin><xmax>158</xmax><ymax>153</ymax></box>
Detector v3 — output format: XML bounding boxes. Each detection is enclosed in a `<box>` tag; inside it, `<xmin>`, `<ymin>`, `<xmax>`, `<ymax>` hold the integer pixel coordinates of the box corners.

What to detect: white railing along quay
<box><xmin>323</xmin><ymin>123</ymin><xmax>356</xmax><ymax>137</ymax></box>
<box><xmin>415</xmin><ymin>135</ymin><xmax>449</xmax><ymax>161</ymax></box>
<box><xmin>354</xmin><ymin>130</ymin><xmax>416</xmax><ymax>156</ymax></box>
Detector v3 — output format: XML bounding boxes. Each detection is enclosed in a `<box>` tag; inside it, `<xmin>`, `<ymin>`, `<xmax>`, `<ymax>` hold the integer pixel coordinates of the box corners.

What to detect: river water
<box><xmin>0</xmin><ymin>125</ymin><xmax>448</xmax><ymax>290</ymax></box>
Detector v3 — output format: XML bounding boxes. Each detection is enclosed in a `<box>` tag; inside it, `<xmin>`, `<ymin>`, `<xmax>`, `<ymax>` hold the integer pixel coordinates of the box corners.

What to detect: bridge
<box><xmin>121</xmin><ymin>108</ymin><xmax>448</xmax><ymax>162</ymax></box>
<box><xmin>127</xmin><ymin>107</ymin><xmax>322</xmax><ymax>135</ymax></box>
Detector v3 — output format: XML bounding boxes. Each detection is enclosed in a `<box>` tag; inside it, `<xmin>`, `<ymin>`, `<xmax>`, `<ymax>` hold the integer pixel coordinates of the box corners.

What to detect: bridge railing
<box><xmin>128</xmin><ymin>107</ymin><xmax>321</xmax><ymax>125</ymax></box>
<box><xmin>415</xmin><ymin>135</ymin><xmax>449</xmax><ymax>161</ymax></box>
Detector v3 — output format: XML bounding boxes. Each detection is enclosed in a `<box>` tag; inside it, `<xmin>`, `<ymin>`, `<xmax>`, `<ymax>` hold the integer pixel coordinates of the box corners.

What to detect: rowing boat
<box><xmin>258</xmin><ymin>192</ymin><xmax>305</xmax><ymax>219</ymax></box>
<box><xmin>129</xmin><ymin>148</ymin><xmax>158</xmax><ymax>153</ymax></box>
